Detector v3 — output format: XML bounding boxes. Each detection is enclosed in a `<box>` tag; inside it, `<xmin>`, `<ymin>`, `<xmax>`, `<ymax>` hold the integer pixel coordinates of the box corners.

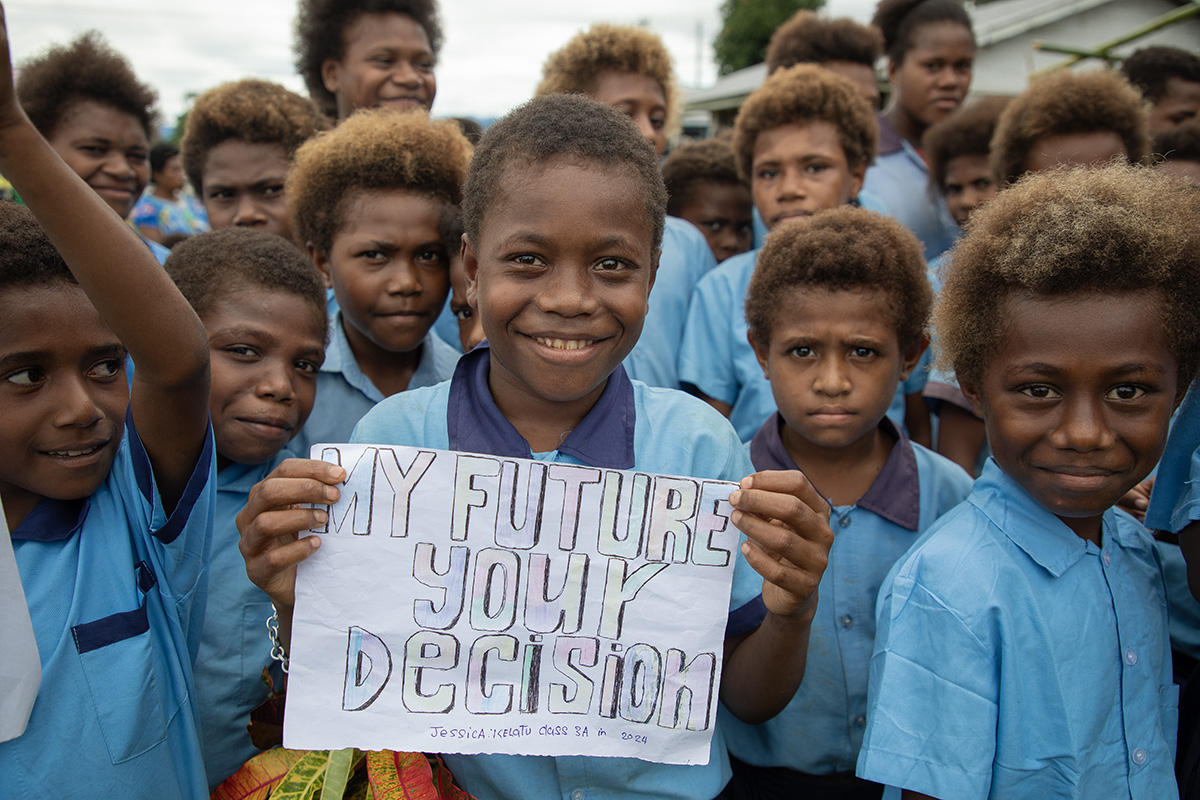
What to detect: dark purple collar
<box><xmin>876</xmin><ymin>112</ymin><xmax>904</xmax><ymax>156</ymax></box>
<box><xmin>749</xmin><ymin>412</ymin><xmax>920</xmax><ymax>530</ymax></box>
<box><xmin>446</xmin><ymin>344</ymin><xmax>636</xmax><ymax>469</ymax></box>
<box><xmin>10</xmin><ymin>496</ymin><xmax>88</xmax><ymax>542</ymax></box>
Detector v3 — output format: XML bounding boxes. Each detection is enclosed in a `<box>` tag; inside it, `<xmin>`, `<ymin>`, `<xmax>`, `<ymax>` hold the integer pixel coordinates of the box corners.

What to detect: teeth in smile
<box><xmin>535</xmin><ymin>337</ymin><xmax>594</xmax><ymax>350</ymax></box>
<box><xmin>48</xmin><ymin>445</ymin><xmax>99</xmax><ymax>457</ymax></box>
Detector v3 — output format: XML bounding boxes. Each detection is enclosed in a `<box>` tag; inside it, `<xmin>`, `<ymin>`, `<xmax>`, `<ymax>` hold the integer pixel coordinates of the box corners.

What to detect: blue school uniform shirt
<box><xmin>351</xmin><ymin>345</ymin><xmax>769</xmax><ymax>800</ymax></box>
<box><xmin>194</xmin><ymin>452</ymin><xmax>289</xmax><ymax>791</ymax></box>
<box><xmin>678</xmin><ymin>249</ymin><xmax>923</xmax><ymax>443</ymax></box>
<box><xmin>288</xmin><ymin>312</ymin><xmax>460</xmax><ymax>457</ymax></box>
<box><xmin>1147</xmin><ymin>379</ymin><xmax>1200</xmax><ymax>536</ymax></box>
<box><xmin>857</xmin><ymin>459</ymin><xmax>1178</xmax><ymax>800</ymax></box>
<box><xmin>722</xmin><ymin>414</ymin><xmax>971</xmax><ymax>775</ymax></box>
<box><xmin>862</xmin><ymin>115</ymin><xmax>959</xmax><ymax>263</ymax></box>
<box><xmin>622</xmin><ymin>215</ymin><xmax>717</xmax><ymax>389</ymax></box>
<box><xmin>0</xmin><ymin>412</ymin><xmax>216</xmax><ymax>799</ymax></box>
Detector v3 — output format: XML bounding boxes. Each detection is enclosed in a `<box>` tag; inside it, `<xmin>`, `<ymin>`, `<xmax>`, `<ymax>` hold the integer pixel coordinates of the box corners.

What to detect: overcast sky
<box><xmin>10</xmin><ymin>0</ymin><xmax>877</xmax><ymax>125</ymax></box>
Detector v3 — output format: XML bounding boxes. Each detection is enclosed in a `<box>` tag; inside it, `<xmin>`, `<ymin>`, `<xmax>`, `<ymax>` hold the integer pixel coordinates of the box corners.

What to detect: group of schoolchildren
<box><xmin>3</xmin><ymin>0</ymin><xmax>1200</xmax><ymax>796</ymax></box>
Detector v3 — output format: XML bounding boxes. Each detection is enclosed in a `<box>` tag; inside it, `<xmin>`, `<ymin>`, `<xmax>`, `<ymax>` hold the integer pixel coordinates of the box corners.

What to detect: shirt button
<box><xmin>571</xmin><ymin>790</ymin><xmax>586</xmax><ymax>800</ymax></box>
<box><xmin>854</xmin><ymin>715</ymin><xmax>866</xmax><ymax>727</ymax></box>
<box><xmin>1104</xmin><ymin>550</ymin><xmax>1112</xmax><ymax>567</ymax></box>
<box><xmin>1132</xmin><ymin>747</ymin><xmax>1147</xmax><ymax>765</ymax></box>
<box><xmin>838</xmin><ymin>515</ymin><xmax>851</xmax><ymax>528</ymax></box>
<box><xmin>841</xmin><ymin>615</ymin><xmax>854</xmax><ymax>629</ymax></box>
<box><xmin>1125</xmin><ymin>648</ymin><xmax>1138</xmax><ymax>666</ymax></box>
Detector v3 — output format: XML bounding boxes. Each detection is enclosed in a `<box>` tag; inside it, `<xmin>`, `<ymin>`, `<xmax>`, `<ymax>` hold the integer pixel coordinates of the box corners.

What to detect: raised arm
<box><xmin>0</xmin><ymin>5</ymin><xmax>209</xmax><ymax>508</ymax></box>
<box><xmin>722</xmin><ymin>469</ymin><xmax>833</xmax><ymax>723</ymax></box>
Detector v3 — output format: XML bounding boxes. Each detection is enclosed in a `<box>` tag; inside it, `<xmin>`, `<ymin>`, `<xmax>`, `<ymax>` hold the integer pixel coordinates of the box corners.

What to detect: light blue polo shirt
<box><xmin>858</xmin><ymin>460</ymin><xmax>1178</xmax><ymax>800</ymax></box>
<box><xmin>289</xmin><ymin>312</ymin><xmax>460</xmax><ymax>457</ymax></box>
<box><xmin>194</xmin><ymin>452</ymin><xmax>289</xmax><ymax>790</ymax></box>
<box><xmin>1</xmin><ymin>412</ymin><xmax>216</xmax><ymax>798</ymax></box>
<box><xmin>351</xmin><ymin>345</ymin><xmax>768</xmax><ymax>800</ymax></box>
<box><xmin>1147</xmin><ymin>380</ymin><xmax>1200</xmax><ymax>536</ymax></box>
<box><xmin>679</xmin><ymin>249</ymin><xmax>924</xmax><ymax>443</ymax></box>
<box><xmin>862</xmin><ymin>116</ymin><xmax>959</xmax><ymax>263</ymax></box>
<box><xmin>622</xmin><ymin>215</ymin><xmax>717</xmax><ymax>390</ymax></box>
<box><xmin>723</xmin><ymin>414</ymin><xmax>971</xmax><ymax>776</ymax></box>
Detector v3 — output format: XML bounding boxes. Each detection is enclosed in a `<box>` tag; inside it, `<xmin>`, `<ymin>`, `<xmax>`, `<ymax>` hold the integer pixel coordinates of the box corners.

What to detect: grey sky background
<box><xmin>9</xmin><ymin>0</ymin><xmax>877</xmax><ymax>124</ymax></box>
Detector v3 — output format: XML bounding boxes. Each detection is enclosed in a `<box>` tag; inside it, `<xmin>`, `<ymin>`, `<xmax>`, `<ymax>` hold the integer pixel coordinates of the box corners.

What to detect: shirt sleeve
<box><xmin>1146</xmin><ymin>379</ymin><xmax>1200</xmax><ymax>533</ymax></box>
<box><xmin>678</xmin><ymin>269</ymin><xmax>740</xmax><ymax>406</ymax></box>
<box><xmin>857</xmin><ymin>571</ymin><xmax>999</xmax><ymax>800</ymax></box>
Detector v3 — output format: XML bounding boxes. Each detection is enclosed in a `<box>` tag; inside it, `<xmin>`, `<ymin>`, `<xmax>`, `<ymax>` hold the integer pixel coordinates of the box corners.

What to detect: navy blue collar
<box><xmin>876</xmin><ymin>112</ymin><xmax>904</xmax><ymax>156</ymax></box>
<box><xmin>446</xmin><ymin>344</ymin><xmax>636</xmax><ymax>469</ymax></box>
<box><xmin>750</xmin><ymin>412</ymin><xmax>921</xmax><ymax>530</ymax></box>
<box><xmin>10</xmin><ymin>496</ymin><xmax>88</xmax><ymax>542</ymax></box>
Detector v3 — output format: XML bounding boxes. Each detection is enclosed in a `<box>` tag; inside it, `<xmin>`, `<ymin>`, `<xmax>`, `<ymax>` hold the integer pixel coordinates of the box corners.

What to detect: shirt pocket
<box><xmin>72</xmin><ymin>561</ymin><xmax>169</xmax><ymax>764</ymax></box>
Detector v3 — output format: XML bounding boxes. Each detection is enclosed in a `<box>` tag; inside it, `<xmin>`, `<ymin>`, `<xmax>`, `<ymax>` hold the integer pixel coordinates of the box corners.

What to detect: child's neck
<box><xmin>1057</xmin><ymin>514</ymin><xmax>1103</xmax><ymax>547</ymax></box>
<box><xmin>884</xmin><ymin>106</ymin><xmax>924</xmax><ymax>147</ymax></box>
<box><xmin>341</xmin><ymin>317</ymin><xmax>423</xmax><ymax>397</ymax></box>
<box><xmin>781</xmin><ymin>420</ymin><xmax>895</xmax><ymax>508</ymax></box>
<box><xmin>488</xmin><ymin>371</ymin><xmax>609</xmax><ymax>454</ymax></box>
<box><xmin>2</xmin><ymin>487</ymin><xmax>48</xmax><ymax>532</ymax></box>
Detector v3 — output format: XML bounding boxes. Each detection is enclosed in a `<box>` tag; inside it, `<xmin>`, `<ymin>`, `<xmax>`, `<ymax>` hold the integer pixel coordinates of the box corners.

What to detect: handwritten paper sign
<box><xmin>284</xmin><ymin>444</ymin><xmax>740</xmax><ymax>765</ymax></box>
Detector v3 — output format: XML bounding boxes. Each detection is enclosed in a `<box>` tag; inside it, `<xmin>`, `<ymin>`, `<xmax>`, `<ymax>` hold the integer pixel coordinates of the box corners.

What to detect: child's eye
<box><xmin>259</xmin><ymin>184</ymin><xmax>285</xmax><ymax>198</ymax></box>
<box><xmin>971</xmin><ymin>178</ymin><xmax>994</xmax><ymax>191</ymax></box>
<box><xmin>788</xmin><ymin>346</ymin><xmax>814</xmax><ymax>358</ymax></box>
<box><xmin>1019</xmin><ymin>384</ymin><xmax>1059</xmax><ymax>399</ymax></box>
<box><xmin>87</xmin><ymin>359</ymin><xmax>123</xmax><ymax>379</ymax></box>
<box><xmin>226</xmin><ymin>345</ymin><xmax>259</xmax><ymax>359</ymax></box>
<box><xmin>805</xmin><ymin>162</ymin><xmax>830</xmax><ymax>175</ymax></box>
<box><xmin>702</xmin><ymin>220</ymin><xmax>725</xmax><ymax>233</ymax></box>
<box><xmin>596</xmin><ymin>257</ymin><xmax>630</xmax><ymax>272</ymax></box>
<box><xmin>6</xmin><ymin>367</ymin><xmax>45</xmax><ymax>386</ymax></box>
<box><xmin>453</xmin><ymin>307</ymin><xmax>474</xmax><ymax>321</ymax></box>
<box><xmin>756</xmin><ymin>167</ymin><xmax>779</xmax><ymax>180</ymax></box>
<box><xmin>127</xmin><ymin>152</ymin><xmax>148</xmax><ymax>165</ymax></box>
<box><xmin>295</xmin><ymin>358</ymin><xmax>320</xmax><ymax>374</ymax></box>
<box><xmin>1108</xmin><ymin>385</ymin><xmax>1147</xmax><ymax>401</ymax></box>
<box><xmin>207</xmin><ymin>189</ymin><xmax>235</xmax><ymax>202</ymax></box>
<box><xmin>418</xmin><ymin>249</ymin><xmax>446</xmax><ymax>264</ymax></box>
<box><xmin>650</xmin><ymin>115</ymin><xmax>666</xmax><ymax>131</ymax></box>
<box><xmin>357</xmin><ymin>250</ymin><xmax>387</xmax><ymax>263</ymax></box>
<box><xmin>851</xmin><ymin>346</ymin><xmax>876</xmax><ymax>358</ymax></box>
<box><xmin>512</xmin><ymin>254</ymin><xmax>545</xmax><ymax>268</ymax></box>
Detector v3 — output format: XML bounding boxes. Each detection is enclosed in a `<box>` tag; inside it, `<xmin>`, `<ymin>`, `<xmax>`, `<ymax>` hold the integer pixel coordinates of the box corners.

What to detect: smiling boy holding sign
<box><xmin>238</xmin><ymin>94</ymin><xmax>834</xmax><ymax>800</ymax></box>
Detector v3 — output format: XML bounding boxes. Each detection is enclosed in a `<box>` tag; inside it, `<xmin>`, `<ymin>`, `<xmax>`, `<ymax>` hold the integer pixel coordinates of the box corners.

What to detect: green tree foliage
<box><xmin>714</xmin><ymin>0</ymin><xmax>826</xmax><ymax>75</ymax></box>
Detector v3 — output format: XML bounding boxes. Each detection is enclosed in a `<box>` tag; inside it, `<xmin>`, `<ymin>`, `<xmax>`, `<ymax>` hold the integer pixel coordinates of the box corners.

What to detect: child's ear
<box><xmin>320</xmin><ymin>59</ymin><xmax>342</xmax><ymax>95</ymax></box>
<box><xmin>960</xmin><ymin>379</ymin><xmax>987</xmax><ymax>420</ymax></box>
<box><xmin>898</xmin><ymin>332</ymin><xmax>930</xmax><ymax>381</ymax></box>
<box><xmin>307</xmin><ymin>243</ymin><xmax>334</xmax><ymax>289</ymax></box>
<box><xmin>462</xmin><ymin>234</ymin><xmax>480</xmax><ymax>308</ymax></box>
<box><xmin>849</xmin><ymin>160</ymin><xmax>868</xmax><ymax>202</ymax></box>
<box><xmin>747</xmin><ymin>329</ymin><xmax>771</xmax><ymax>380</ymax></box>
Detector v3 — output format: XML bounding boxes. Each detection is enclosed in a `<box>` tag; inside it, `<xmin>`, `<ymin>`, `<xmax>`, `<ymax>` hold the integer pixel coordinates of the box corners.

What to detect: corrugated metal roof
<box><xmin>972</xmin><ymin>0</ymin><xmax>1118</xmax><ymax>46</ymax></box>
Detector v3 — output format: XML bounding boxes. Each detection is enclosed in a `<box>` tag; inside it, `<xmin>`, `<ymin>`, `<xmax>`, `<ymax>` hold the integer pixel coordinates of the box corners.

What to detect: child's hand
<box><xmin>729</xmin><ymin>469</ymin><xmax>833</xmax><ymax>621</ymax></box>
<box><xmin>1117</xmin><ymin>476</ymin><xmax>1154</xmax><ymax>523</ymax></box>
<box><xmin>237</xmin><ymin>458</ymin><xmax>345</xmax><ymax>611</ymax></box>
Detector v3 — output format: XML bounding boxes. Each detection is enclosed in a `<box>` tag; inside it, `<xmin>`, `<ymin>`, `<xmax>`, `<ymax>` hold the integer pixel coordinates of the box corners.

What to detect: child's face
<box><xmin>0</xmin><ymin>284</ymin><xmax>127</xmax><ymax>521</ymax></box>
<box><xmin>821</xmin><ymin>60</ymin><xmax>881</xmax><ymax>110</ymax></box>
<box><xmin>47</xmin><ymin>100</ymin><xmax>149</xmax><ymax>219</ymax></box>
<box><xmin>464</xmin><ymin>160</ymin><xmax>656</xmax><ymax>413</ymax></box>
<box><xmin>448</xmin><ymin>251</ymin><xmax>485</xmax><ymax>352</ymax></box>
<box><xmin>751</xmin><ymin>287</ymin><xmax>919</xmax><ymax>454</ymax></box>
<box><xmin>202</xmin><ymin>141</ymin><xmax>293</xmax><ymax>240</ymax></box>
<box><xmin>314</xmin><ymin>189</ymin><xmax>449</xmax><ymax>359</ymax></box>
<box><xmin>590</xmin><ymin>70</ymin><xmax>668</xmax><ymax>156</ymax></box>
<box><xmin>1023</xmin><ymin>131</ymin><xmax>1127</xmax><ymax>175</ymax></box>
<box><xmin>154</xmin><ymin>155</ymin><xmax>187</xmax><ymax>195</ymax></box>
<box><xmin>203</xmin><ymin>287</ymin><xmax>326</xmax><ymax>468</ymax></box>
<box><xmin>322</xmin><ymin>12</ymin><xmax>436</xmax><ymax>120</ymax></box>
<box><xmin>1149</xmin><ymin>77</ymin><xmax>1200</xmax><ymax>134</ymax></box>
<box><xmin>751</xmin><ymin>121</ymin><xmax>866</xmax><ymax>230</ymax></box>
<box><xmin>888</xmin><ymin>21</ymin><xmax>975</xmax><ymax>130</ymax></box>
<box><xmin>674</xmin><ymin>180</ymin><xmax>754</xmax><ymax>263</ymax></box>
<box><xmin>942</xmin><ymin>153</ymin><xmax>997</xmax><ymax>226</ymax></box>
<box><xmin>962</xmin><ymin>291</ymin><xmax>1180</xmax><ymax>541</ymax></box>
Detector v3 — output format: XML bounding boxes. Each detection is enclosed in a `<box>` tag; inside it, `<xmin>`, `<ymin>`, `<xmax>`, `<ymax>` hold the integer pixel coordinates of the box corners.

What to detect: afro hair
<box><xmin>1121</xmin><ymin>46</ymin><xmax>1200</xmax><ymax>103</ymax></box>
<box><xmin>766</xmin><ymin>10</ymin><xmax>884</xmax><ymax>74</ymax></box>
<box><xmin>535</xmin><ymin>24</ymin><xmax>681</xmax><ymax>138</ymax></box>
<box><xmin>745</xmin><ymin>206</ymin><xmax>931</xmax><ymax>350</ymax></box>
<box><xmin>287</xmin><ymin>108</ymin><xmax>471</xmax><ymax>255</ymax></box>
<box><xmin>294</xmin><ymin>0</ymin><xmax>442</xmax><ymax>118</ymax></box>
<box><xmin>165</xmin><ymin>227</ymin><xmax>328</xmax><ymax>341</ymax></box>
<box><xmin>935</xmin><ymin>163</ymin><xmax>1200</xmax><ymax>390</ymax></box>
<box><xmin>0</xmin><ymin>203</ymin><xmax>73</xmax><ymax>291</ymax></box>
<box><xmin>923</xmin><ymin>95</ymin><xmax>1011</xmax><ymax>190</ymax></box>
<box><xmin>180</xmin><ymin>79</ymin><xmax>331</xmax><ymax>195</ymax></box>
<box><xmin>661</xmin><ymin>138</ymin><xmax>746</xmax><ymax>217</ymax></box>
<box><xmin>871</xmin><ymin>0</ymin><xmax>973</xmax><ymax>63</ymax></box>
<box><xmin>733</xmin><ymin>63</ymin><xmax>878</xmax><ymax>182</ymax></box>
<box><xmin>16</xmin><ymin>31</ymin><xmax>157</xmax><ymax>139</ymax></box>
<box><xmin>991</xmin><ymin>68</ymin><xmax>1150</xmax><ymax>185</ymax></box>
<box><xmin>463</xmin><ymin>93</ymin><xmax>667</xmax><ymax>251</ymax></box>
